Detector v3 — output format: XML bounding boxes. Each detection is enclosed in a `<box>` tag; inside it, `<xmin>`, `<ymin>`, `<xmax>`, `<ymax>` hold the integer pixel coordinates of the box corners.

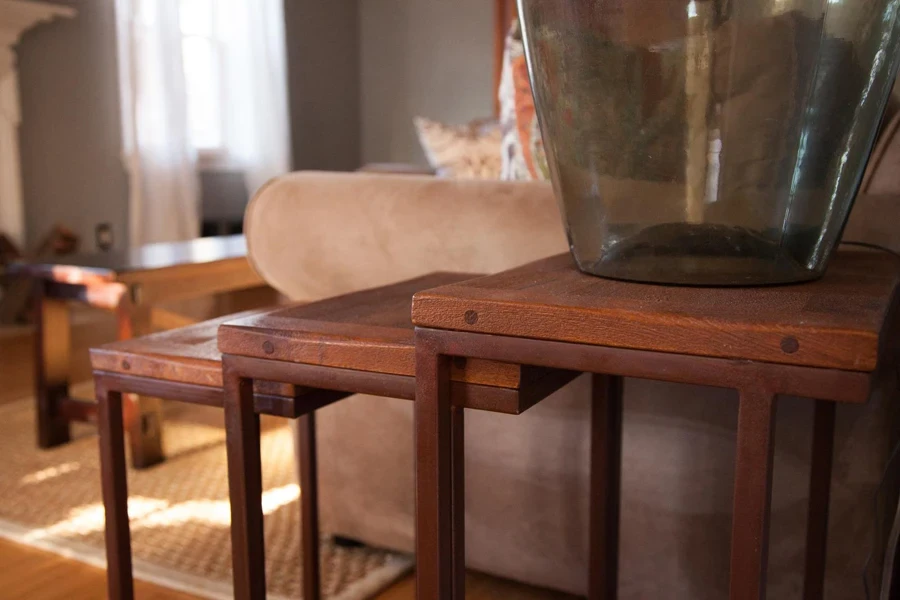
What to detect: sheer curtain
<box><xmin>115</xmin><ymin>0</ymin><xmax>199</xmax><ymax>247</ymax></box>
<box><xmin>115</xmin><ymin>0</ymin><xmax>290</xmax><ymax>247</ymax></box>
<box><xmin>217</xmin><ymin>0</ymin><xmax>291</xmax><ymax>196</ymax></box>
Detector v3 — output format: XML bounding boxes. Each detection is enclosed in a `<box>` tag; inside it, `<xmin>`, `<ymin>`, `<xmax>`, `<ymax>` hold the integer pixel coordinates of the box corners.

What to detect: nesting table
<box><xmin>217</xmin><ymin>273</ymin><xmax>577</xmax><ymax>599</ymax></box>
<box><xmin>411</xmin><ymin>251</ymin><xmax>900</xmax><ymax>600</ymax></box>
<box><xmin>91</xmin><ymin>311</ymin><xmax>346</xmax><ymax>600</ymax></box>
<box><xmin>17</xmin><ymin>235</ymin><xmax>268</xmax><ymax>468</ymax></box>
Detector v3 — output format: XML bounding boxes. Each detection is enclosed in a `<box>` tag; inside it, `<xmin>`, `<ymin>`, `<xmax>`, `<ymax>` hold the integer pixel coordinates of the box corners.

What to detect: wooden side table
<box><xmin>91</xmin><ymin>310</ymin><xmax>345</xmax><ymax>600</ymax></box>
<box><xmin>218</xmin><ymin>273</ymin><xmax>577</xmax><ymax>600</ymax></box>
<box><xmin>14</xmin><ymin>234</ymin><xmax>269</xmax><ymax>468</ymax></box>
<box><xmin>411</xmin><ymin>251</ymin><xmax>900</xmax><ymax>600</ymax></box>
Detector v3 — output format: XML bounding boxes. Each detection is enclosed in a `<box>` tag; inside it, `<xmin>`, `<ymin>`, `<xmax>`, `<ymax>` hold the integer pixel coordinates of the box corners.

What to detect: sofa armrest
<box><xmin>244</xmin><ymin>171</ymin><xmax>565</xmax><ymax>301</ymax></box>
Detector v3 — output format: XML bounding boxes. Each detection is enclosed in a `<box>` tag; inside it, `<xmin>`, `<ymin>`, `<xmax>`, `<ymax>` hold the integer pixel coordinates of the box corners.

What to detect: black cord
<box><xmin>841</xmin><ymin>240</ymin><xmax>900</xmax><ymax>260</ymax></box>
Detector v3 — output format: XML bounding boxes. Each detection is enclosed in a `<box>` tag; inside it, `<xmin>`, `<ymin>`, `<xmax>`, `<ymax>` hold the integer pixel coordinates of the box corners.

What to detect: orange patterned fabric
<box><xmin>499</xmin><ymin>20</ymin><xmax>548</xmax><ymax>181</ymax></box>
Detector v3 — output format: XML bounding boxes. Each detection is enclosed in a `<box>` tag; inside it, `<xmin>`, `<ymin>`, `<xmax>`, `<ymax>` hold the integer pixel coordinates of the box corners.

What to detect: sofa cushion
<box><xmin>413</xmin><ymin>117</ymin><xmax>502</xmax><ymax>180</ymax></box>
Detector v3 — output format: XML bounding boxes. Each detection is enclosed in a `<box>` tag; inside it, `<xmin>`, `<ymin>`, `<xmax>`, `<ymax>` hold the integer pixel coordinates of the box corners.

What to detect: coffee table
<box><xmin>218</xmin><ymin>273</ymin><xmax>578</xmax><ymax>599</ymax></box>
<box><xmin>15</xmin><ymin>234</ymin><xmax>268</xmax><ymax>468</ymax></box>
<box><xmin>91</xmin><ymin>310</ymin><xmax>345</xmax><ymax>600</ymax></box>
<box><xmin>411</xmin><ymin>251</ymin><xmax>900</xmax><ymax>600</ymax></box>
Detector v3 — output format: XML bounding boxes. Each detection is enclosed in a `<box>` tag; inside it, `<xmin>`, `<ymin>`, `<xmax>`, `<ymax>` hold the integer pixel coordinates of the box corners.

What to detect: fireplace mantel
<box><xmin>0</xmin><ymin>0</ymin><xmax>75</xmax><ymax>248</ymax></box>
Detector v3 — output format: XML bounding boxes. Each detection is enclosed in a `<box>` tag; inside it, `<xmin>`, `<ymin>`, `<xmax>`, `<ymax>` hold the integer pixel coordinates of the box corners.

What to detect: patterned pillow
<box><xmin>499</xmin><ymin>20</ymin><xmax>548</xmax><ymax>181</ymax></box>
<box><xmin>413</xmin><ymin>117</ymin><xmax>503</xmax><ymax>180</ymax></box>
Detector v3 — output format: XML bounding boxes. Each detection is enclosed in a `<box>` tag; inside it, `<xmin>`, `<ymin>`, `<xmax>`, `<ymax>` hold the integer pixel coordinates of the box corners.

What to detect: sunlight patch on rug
<box><xmin>0</xmin><ymin>397</ymin><xmax>411</xmax><ymax>599</ymax></box>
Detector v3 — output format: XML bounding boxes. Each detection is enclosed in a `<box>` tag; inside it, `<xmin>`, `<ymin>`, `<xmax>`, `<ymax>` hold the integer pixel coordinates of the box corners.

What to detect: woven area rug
<box><xmin>0</xmin><ymin>392</ymin><xmax>411</xmax><ymax>599</ymax></box>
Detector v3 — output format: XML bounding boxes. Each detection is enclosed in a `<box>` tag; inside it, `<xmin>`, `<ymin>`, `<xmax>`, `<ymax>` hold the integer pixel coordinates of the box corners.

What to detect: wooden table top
<box><xmin>411</xmin><ymin>251</ymin><xmax>900</xmax><ymax>372</ymax></box>
<box><xmin>11</xmin><ymin>235</ymin><xmax>249</xmax><ymax>282</ymax></box>
<box><xmin>219</xmin><ymin>273</ymin><xmax>563</xmax><ymax>390</ymax></box>
<box><xmin>90</xmin><ymin>308</ymin><xmax>306</xmax><ymax>401</ymax></box>
<box><xmin>91</xmin><ymin>310</ymin><xmax>265</xmax><ymax>388</ymax></box>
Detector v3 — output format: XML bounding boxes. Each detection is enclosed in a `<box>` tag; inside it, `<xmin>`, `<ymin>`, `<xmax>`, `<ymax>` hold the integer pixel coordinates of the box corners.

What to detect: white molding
<box><xmin>0</xmin><ymin>0</ymin><xmax>75</xmax><ymax>248</ymax></box>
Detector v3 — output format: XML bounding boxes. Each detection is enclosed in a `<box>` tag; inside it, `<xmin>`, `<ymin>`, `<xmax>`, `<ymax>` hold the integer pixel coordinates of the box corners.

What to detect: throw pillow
<box><xmin>413</xmin><ymin>117</ymin><xmax>503</xmax><ymax>180</ymax></box>
<box><xmin>499</xmin><ymin>19</ymin><xmax>548</xmax><ymax>181</ymax></box>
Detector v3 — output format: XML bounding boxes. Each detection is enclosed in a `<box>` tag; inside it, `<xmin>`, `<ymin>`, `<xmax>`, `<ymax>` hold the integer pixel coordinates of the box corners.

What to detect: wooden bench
<box><xmin>13</xmin><ymin>235</ymin><xmax>272</xmax><ymax>468</ymax></box>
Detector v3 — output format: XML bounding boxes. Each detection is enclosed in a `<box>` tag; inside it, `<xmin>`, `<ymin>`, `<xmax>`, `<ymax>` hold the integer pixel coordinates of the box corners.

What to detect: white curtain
<box><xmin>115</xmin><ymin>0</ymin><xmax>290</xmax><ymax>247</ymax></box>
<box><xmin>115</xmin><ymin>0</ymin><xmax>200</xmax><ymax>247</ymax></box>
<box><xmin>217</xmin><ymin>0</ymin><xmax>291</xmax><ymax>196</ymax></box>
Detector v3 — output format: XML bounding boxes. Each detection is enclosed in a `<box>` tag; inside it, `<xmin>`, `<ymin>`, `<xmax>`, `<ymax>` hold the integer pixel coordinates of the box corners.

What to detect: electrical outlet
<box><xmin>96</xmin><ymin>223</ymin><xmax>114</xmax><ymax>251</ymax></box>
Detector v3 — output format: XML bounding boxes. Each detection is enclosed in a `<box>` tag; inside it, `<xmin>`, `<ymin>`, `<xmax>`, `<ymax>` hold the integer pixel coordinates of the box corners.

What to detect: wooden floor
<box><xmin>0</xmin><ymin>537</ymin><xmax>574</xmax><ymax>599</ymax></box>
<box><xmin>0</xmin><ymin>310</ymin><xmax>577</xmax><ymax>598</ymax></box>
<box><xmin>0</xmin><ymin>538</ymin><xmax>196</xmax><ymax>600</ymax></box>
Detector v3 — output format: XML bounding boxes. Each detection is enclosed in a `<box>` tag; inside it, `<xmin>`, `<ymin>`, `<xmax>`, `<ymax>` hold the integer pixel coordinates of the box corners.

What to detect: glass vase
<box><xmin>518</xmin><ymin>0</ymin><xmax>900</xmax><ymax>285</ymax></box>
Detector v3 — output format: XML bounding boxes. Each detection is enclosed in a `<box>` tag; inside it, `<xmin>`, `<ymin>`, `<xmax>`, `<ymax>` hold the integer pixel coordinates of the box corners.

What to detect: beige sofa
<box><xmin>244</xmin><ymin>171</ymin><xmax>898</xmax><ymax>598</ymax></box>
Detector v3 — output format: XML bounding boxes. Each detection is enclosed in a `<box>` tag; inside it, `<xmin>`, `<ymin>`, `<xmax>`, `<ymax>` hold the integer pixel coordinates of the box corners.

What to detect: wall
<box><xmin>17</xmin><ymin>0</ymin><xmax>129</xmax><ymax>252</ymax></box>
<box><xmin>17</xmin><ymin>0</ymin><xmax>466</xmax><ymax>251</ymax></box>
<box><xmin>360</xmin><ymin>0</ymin><xmax>495</xmax><ymax>165</ymax></box>
<box><xmin>284</xmin><ymin>0</ymin><xmax>361</xmax><ymax>171</ymax></box>
<box><xmin>17</xmin><ymin>0</ymin><xmax>362</xmax><ymax>254</ymax></box>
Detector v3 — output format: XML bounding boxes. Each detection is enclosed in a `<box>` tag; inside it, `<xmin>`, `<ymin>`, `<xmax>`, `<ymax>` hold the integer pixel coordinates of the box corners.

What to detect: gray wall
<box><xmin>17</xmin><ymin>0</ymin><xmax>364</xmax><ymax>254</ymax></box>
<box><xmin>18</xmin><ymin>0</ymin><xmax>129</xmax><ymax>252</ymax></box>
<box><xmin>15</xmin><ymin>0</ymin><xmax>485</xmax><ymax>250</ymax></box>
<box><xmin>284</xmin><ymin>0</ymin><xmax>361</xmax><ymax>171</ymax></box>
<box><xmin>360</xmin><ymin>0</ymin><xmax>495</xmax><ymax>165</ymax></box>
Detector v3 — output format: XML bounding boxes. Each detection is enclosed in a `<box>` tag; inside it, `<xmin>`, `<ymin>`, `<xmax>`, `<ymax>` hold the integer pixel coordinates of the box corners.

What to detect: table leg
<box><xmin>451</xmin><ymin>389</ymin><xmax>466</xmax><ymax>597</ymax></box>
<box><xmin>803</xmin><ymin>401</ymin><xmax>835</xmax><ymax>600</ymax></box>
<box><xmin>119</xmin><ymin>304</ymin><xmax>165</xmax><ymax>469</ymax></box>
<box><xmin>296</xmin><ymin>412</ymin><xmax>321</xmax><ymax>600</ymax></box>
<box><xmin>224</xmin><ymin>368</ymin><xmax>267</xmax><ymax>600</ymax></box>
<box><xmin>415</xmin><ymin>337</ymin><xmax>465</xmax><ymax>600</ymax></box>
<box><xmin>34</xmin><ymin>280</ymin><xmax>71</xmax><ymax>448</ymax></box>
<box><xmin>589</xmin><ymin>374</ymin><xmax>623</xmax><ymax>600</ymax></box>
<box><xmin>730</xmin><ymin>388</ymin><xmax>777</xmax><ymax>600</ymax></box>
<box><xmin>97</xmin><ymin>379</ymin><xmax>134</xmax><ymax>600</ymax></box>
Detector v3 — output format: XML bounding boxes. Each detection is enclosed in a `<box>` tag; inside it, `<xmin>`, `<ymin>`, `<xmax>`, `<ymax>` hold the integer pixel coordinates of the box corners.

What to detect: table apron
<box><xmin>415</xmin><ymin>328</ymin><xmax>872</xmax><ymax>403</ymax></box>
<box><xmin>219</xmin><ymin>355</ymin><xmax>566</xmax><ymax>415</ymax></box>
<box><xmin>222</xmin><ymin>355</ymin><xmax>417</xmax><ymax>401</ymax></box>
<box><xmin>92</xmin><ymin>371</ymin><xmax>341</xmax><ymax>418</ymax></box>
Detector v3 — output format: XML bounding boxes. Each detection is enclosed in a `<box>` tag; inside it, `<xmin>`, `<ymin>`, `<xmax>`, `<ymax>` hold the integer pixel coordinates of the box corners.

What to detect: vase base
<box><xmin>575</xmin><ymin>223</ymin><xmax>822</xmax><ymax>287</ymax></box>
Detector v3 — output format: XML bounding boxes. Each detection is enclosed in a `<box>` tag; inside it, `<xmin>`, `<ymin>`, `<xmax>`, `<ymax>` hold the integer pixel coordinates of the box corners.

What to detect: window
<box><xmin>122</xmin><ymin>0</ymin><xmax>288</xmax><ymax>188</ymax></box>
<box><xmin>179</xmin><ymin>0</ymin><xmax>225</xmax><ymax>155</ymax></box>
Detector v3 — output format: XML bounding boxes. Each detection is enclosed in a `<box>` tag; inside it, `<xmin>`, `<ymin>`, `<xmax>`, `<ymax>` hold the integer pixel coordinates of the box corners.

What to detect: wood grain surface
<box><xmin>412</xmin><ymin>251</ymin><xmax>900</xmax><ymax>372</ymax></box>
<box><xmin>11</xmin><ymin>235</ymin><xmax>250</xmax><ymax>279</ymax></box>
<box><xmin>10</xmin><ymin>235</ymin><xmax>265</xmax><ymax>308</ymax></box>
<box><xmin>218</xmin><ymin>273</ymin><xmax>561</xmax><ymax>389</ymax></box>
<box><xmin>91</xmin><ymin>310</ymin><xmax>265</xmax><ymax>387</ymax></box>
<box><xmin>90</xmin><ymin>310</ymin><xmax>299</xmax><ymax>399</ymax></box>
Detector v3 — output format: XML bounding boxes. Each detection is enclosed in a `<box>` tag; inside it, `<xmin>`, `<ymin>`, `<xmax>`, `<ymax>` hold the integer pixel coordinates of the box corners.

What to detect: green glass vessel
<box><xmin>518</xmin><ymin>0</ymin><xmax>900</xmax><ymax>285</ymax></box>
